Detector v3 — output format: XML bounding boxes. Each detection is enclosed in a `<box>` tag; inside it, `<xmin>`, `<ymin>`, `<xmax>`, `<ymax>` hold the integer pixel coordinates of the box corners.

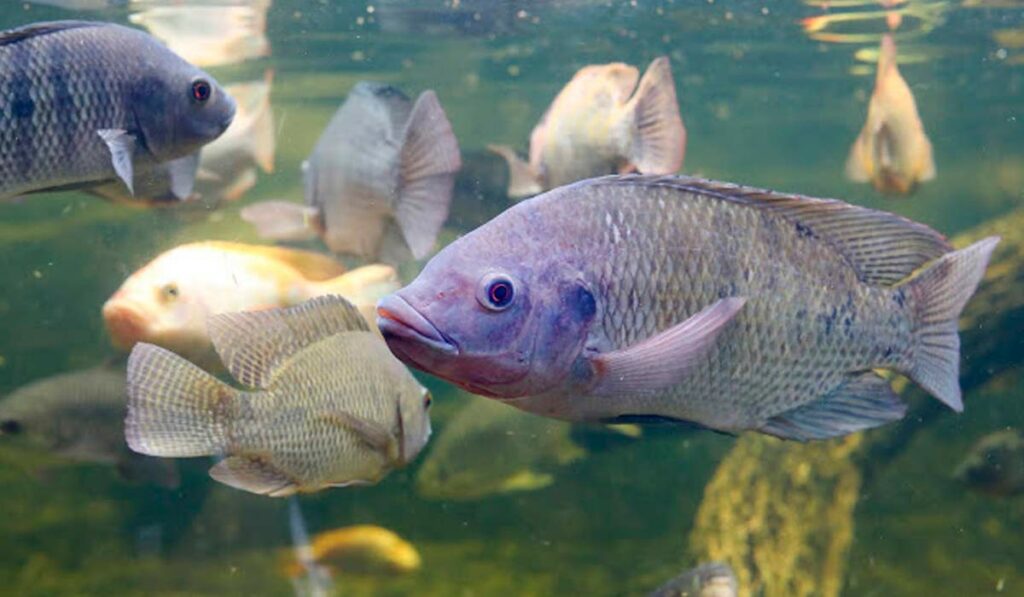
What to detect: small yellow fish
<box><xmin>125</xmin><ymin>295</ymin><xmax>432</xmax><ymax>497</ymax></box>
<box><xmin>284</xmin><ymin>525</ymin><xmax>421</xmax><ymax>578</ymax></box>
<box><xmin>846</xmin><ymin>34</ymin><xmax>936</xmax><ymax>195</ymax></box>
<box><xmin>488</xmin><ymin>56</ymin><xmax>685</xmax><ymax>198</ymax></box>
<box><xmin>103</xmin><ymin>241</ymin><xmax>398</xmax><ymax>366</ymax></box>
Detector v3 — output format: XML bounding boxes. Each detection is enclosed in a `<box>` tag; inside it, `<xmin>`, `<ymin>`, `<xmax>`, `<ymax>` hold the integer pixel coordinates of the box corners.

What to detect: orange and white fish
<box><xmin>488</xmin><ymin>56</ymin><xmax>685</xmax><ymax>199</ymax></box>
<box><xmin>102</xmin><ymin>241</ymin><xmax>398</xmax><ymax>365</ymax></box>
<box><xmin>846</xmin><ymin>34</ymin><xmax>936</xmax><ymax>196</ymax></box>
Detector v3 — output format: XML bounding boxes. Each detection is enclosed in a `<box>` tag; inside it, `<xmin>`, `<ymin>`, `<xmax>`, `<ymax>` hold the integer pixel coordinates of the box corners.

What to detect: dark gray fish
<box><xmin>242</xmin><ymin>81</ymin><xmax>460</xmax><ymax>262</ymax></box>
<box><xmin>0</xmin><ymin>20</ymin><xmax>235</xmax><ymax>202</ymax></box>
<box><xmin>648</xmin><ymin>562</ymin><xmax>737</xmax><ymax>597</ymax></box>
<box><xmin>0</xmin><ymin>365</ymin><xmax>178</xmax><ymax>488</ymax></box>
<box><xmin>378</xmin><ymin>175</ymin><xmax>998</xmax><ymax>440</ymax></box>
<box><xmin>954</xmin><ymin>429</ymin><xmax>1024</xmax><ymax>497</ymax></box>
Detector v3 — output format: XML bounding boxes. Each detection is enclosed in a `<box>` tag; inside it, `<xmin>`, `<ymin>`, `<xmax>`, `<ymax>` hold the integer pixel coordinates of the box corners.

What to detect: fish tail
<box><xmin>624</xmin><ymin>56</ymin><xmax>686</xmax><ymax>174</ymax></box>
<box><xmin>486</xmin><ymin>144</ymin><xmax>542</xmax><ymax>199</ymax></box>
<box><xmin>125</xmin><ymin>343</ymin><xmax>238</xmax><ymax>457</ymax></box>
<box><xmin>901</xmin><ymin>236</ymin><xmax>1000</xmax><ymax>412</ymax></box>
<box><xmin>312</xmin><ymin>264</ymin><xmax>401</xmax><ymax>328</ymax></box>
<box><xmin>395</xmin><ymin>90</ymin><xmax>462</xmax><ymax>260</ymax></box>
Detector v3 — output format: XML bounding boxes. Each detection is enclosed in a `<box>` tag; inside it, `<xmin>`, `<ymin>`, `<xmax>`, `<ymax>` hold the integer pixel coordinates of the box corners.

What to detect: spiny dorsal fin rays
<box><xmin>208</xmin><ymin>295</ymin><xmax>370</xmax><ymax>389</ymax></box>
<box><xmin>576</xmin><ymin>174</ymin><xmax>952</xmax><ymax>286</ymax></box>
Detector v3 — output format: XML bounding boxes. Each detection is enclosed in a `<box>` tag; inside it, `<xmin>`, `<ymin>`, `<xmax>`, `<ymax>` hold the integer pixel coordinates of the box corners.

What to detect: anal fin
<box><xmin>760</xmin><ymin>371</ymin><xmax>907</xmax><ymax>441</ymax></box>
<box><xmin>209</xmin><ymin>455</ymin><xmax>297</xmax><ymax>497</ymax></box>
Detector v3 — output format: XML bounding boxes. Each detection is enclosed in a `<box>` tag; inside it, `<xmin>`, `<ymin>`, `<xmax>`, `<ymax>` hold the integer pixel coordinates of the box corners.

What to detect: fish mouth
<box><xmin>377</xmin><ymin>295</ymin><xmax>457</xmax><ymax>356</ymax></box>
<box><xmin>102</xmin><ymin>300</ymin><xmax>149</xmax><ymax>350</ymax></box>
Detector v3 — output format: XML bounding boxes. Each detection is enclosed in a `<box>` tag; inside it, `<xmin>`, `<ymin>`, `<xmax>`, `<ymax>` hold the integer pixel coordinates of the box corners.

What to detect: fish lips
<box><xmin>377</xmin><ymin>294</ymin><xmax>458</xmax><ymax>361</ymax></box>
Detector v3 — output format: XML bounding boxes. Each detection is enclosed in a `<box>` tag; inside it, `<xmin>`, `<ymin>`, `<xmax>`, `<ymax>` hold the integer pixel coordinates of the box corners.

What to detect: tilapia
<box><xmin>846</xmin><ymin>34</ymin><xmax>935</xmax><ymax>196</ymax></box>
<box><xmin>0</xmin><ymin>365</ymin><xmax>178</xmax><ymax>488</ymax></box>
<box><xmin>648</xmin><ymin>562</ymin><xmax>738</xmax><ymax>597</ymax></box>
<box><xmin>103</xmin><ymin>241</ymin><xmax>398</xmax><ymax>366</ymax></box>
<box><xmin>129</xmin><ymin>1</ymin><xmax>271</xmax><ymax>68</ymax></box>
<box><xmin>953</xmin><ymin>429</ymin><xmax>1024</xmax><ymax>497</ymax></box>
<box><xmin>415</xmin><ymin>395</ymin><xmax>584</xmax><ymax>501</ymax></box>
<box><xmin>487</xmin><ymin>56</ymin><xmax>685</xmax><ymax>199</ymax></box>
<box><xmin>282</xmin><ymin>524</ymin><xmax>421</xmax><ymax>578</ymax></box>
<box><xmin>378</xmin><ymin>175</ymin><xmax>998</xmax><ymax>440</ymax></box>
<box><xmin>91</xmin><ymin>71</ymin><xmax>276</xmax><ymax>205</ymax></box>
<box><xmin>0</xmin><ymin>20</ymin><xmax>236</xmax><ymax>202</ymax></box>
<box><xmin>242</xmin><ymin>81</ymin><xmax>461</xmax><ymax>262</ymax></box>
<box><xmin>125</xmin><ymin>295</ymin><xmax>432</xmax><ymax>497</ymax></box>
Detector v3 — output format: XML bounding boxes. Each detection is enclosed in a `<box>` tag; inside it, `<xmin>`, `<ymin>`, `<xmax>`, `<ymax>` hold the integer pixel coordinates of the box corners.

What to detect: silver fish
<box><xmin>0</xmin><ymin>364</ymin><xmax>178</xmax><ymax>488</ymax></box>
<box><xmin>378</xmin><ymin>175</ymin><xmax>998</xmax><ymax>440</ymax></box>
<box><xmin>0</xmin><ymin>20</ymin><xmax>236</xmax><ymax>202</ymax></box>
<box><xmin>125</xmin><ymin>295</ymin><xmax>432</xmax><ymax>497</ymax></box>
<box><xmin>242</xmin><ymin>81</ymin><xmax>461</xmax><ymax>262</ymax></box>
<box><xmin>648</xmin><ymin>562</ymin><xmax>738</xmax><ymax>597</ymax></box>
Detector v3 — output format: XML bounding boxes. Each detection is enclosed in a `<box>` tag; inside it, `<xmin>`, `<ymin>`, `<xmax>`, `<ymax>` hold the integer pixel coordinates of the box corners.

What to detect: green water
<box><xmin>0</xmin><ymin>1</ymin><xmax>1022</xmax><ymax>595</ymax></box>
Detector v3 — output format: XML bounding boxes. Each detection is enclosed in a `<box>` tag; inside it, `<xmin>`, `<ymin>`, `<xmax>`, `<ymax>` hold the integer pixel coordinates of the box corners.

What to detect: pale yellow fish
<box><xmin>488</xmin><ymin>56</ymin><xmax>685</xmax><ymax>198</ymax></box>
<box><xmin>125</xmin><ymin>295</ymin><xmax>432</xmax><ymax>497</ymax></box>
<box><xmin>129</xmin><ymin>2</ymin><xmax>271</xmax><ymax>68</ymax></box>
<box><xmin>283</xmin><ymin>525</ymin><xmax>421</xmax><ymax>578</ymax></box>
<box><xmin>846</xmin><ymin>34</ymin><xmax>936</xmax><ymax>195</ymax></box>
<box><xmin>103</xmin><ymin>241</ymin><xmax>398</xmax><ymax>366</ymax></box>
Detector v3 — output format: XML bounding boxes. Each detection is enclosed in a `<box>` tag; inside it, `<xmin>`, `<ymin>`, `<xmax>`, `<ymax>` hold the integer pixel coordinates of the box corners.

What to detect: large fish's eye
<box><xmin>476</xmin><ymin>273</ymin><xmax>516</xmax><ymax>312</ymax></box>
<box><xmin>159</xmin><ymin>282</ymin><xmax>180</xmax><ymax>303</ymax></box>
<box><xmin>191</xmin><ymin>79</ymin><xmax>212</xmax><ymax>103</ymax></box>
<box><xmin>0</xmin><ymin>420</ymin><xmax>22</xmax><ymax>435</ymax></box>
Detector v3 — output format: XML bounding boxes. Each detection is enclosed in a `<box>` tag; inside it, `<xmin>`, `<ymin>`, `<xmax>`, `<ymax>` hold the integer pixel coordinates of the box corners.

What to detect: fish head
<box><xmin>132</xmin><ymin>56</ymin><xmax>237</xmax><ymax>161</ymax></box>
<box><xmin>0</xmin><ymin>409</ymin><xmax>50</xmax><ymax>453</ymax></box>
<box><xmin>377</xmin><ymin>228</ymin><xmax>597</xmax><ymax>399</ymax></box>
<box><xmin>396</xmin><ymin>382</ymin><xmax>434</xmax><ymax>465</ymax></box>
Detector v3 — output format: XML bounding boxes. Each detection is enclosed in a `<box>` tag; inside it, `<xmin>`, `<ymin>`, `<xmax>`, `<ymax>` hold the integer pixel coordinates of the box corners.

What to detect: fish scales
<box><xmin>513</xmin><ymin>179</ymin><xmax>911</xmax><ymax>428</ymax></box>
<box><xmin>0</xmin><ymin>24</ymin><xmax>132</xmax><ymax>196</ymax></box>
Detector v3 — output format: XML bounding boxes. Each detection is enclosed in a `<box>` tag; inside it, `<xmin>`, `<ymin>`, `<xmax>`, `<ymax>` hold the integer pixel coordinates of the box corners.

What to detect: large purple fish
<box><xmin>377</xmin><ymin>175</ymin><xmax>999</xmax><ymax>440</ymax></box>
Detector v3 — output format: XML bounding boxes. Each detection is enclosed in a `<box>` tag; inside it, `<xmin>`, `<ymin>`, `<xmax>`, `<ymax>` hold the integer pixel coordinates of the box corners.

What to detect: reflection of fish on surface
<box><xmin>102</xmin><ymin>241</ymin><xmax>398</xmax><ymax>367</ymax></box>
<box><xmin>0</xmin><ymin>20</ymin><xmax>235</xmax><ymax>203</ymax></box>
<box><xmin>242</xmin><ymin>81</ymin><xmax>461</xmax><ymax>263</ymax></box>
<box><xmin>125</xmin><ymin>295</ymin><xmax>433</xmax><ymax>497</ymax></box>
<box><xmin>129</xmin><ymin>1</ymin><xmax>271</xmax><ymax>68</ymax></box>
<box><xmin>487</xmin><ymin>56</ymin><xmax>685</xmax><ymax>199</ymax></box>
<box><xmin>379</xmin><ymin>175</ymin><xmax>998</xmax><ymax>441</ymax></box>
<box><xmin>415</xmin><ymin>395</ymin><xmax>585</xmax><ymax>501</ymax></box>
<box><xmin>0</xmin><ymin>365</ymin><xmax>179</xmax><ymax>489</ymax></box>
<box><xmin>91</xmin><ymin>70</ymin><xmax>276</xmax><ymax>205</ymax></box>
<box><xmin>648</xmin><ymin>562</ymin><xmax>738</xmax><ymax>597</ymax></box>
<box><xmin>283</xmin><ymin>523</ymin><xmax>421</xmax><ymax>579</ymax></box>
<box><xmin>953</xmin><ymin>429</ymin><xmax>1024</xmax><ymax>497</ymax></box>
<box><xmin>846</xmin><ymin>34</ymin><xmax>935</xmax><ymax>196</ymax></box>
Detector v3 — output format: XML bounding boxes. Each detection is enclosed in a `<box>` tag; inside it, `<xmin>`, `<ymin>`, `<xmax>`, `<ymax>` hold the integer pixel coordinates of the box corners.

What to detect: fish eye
<box><xmin>423</xmin><ymin>391</ymin><xmax>433</xmax><ymax>409</ymax></box>
<box><xmin>160</xmin><ymin>282</ymin><xmax>180</xmax><ymax>302</ymax></box>
<box><xmin>0</xmin><ymin>420</ymin><xmax>22</xmax><ymax>435</ymax></box>
<box><xmin>476</xmin><ymin>273</ymin><xmax>516</xmax><ymax>312</ymax></box>
<box><xmin>191</xmin><ymin>79</ymin><xmax>212</xmax><ymax>103</ymax></box>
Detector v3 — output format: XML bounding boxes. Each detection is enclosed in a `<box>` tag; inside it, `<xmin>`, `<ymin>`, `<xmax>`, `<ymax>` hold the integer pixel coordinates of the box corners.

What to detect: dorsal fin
<box><xmin>208</xmin><ymin>295</ymin><xmax>370</xmax><ymax>389</ymax></box>
<box><xmin>0</xmin><ymin>21</ymin><xmax>102</xmax><ymax>47</ymax></box>
<box><xmin>195</xmin><ymin>241</ymin><xmax>346</xmax><ymax>281</ymax></box>
<box><xmin>582</xmin><ymin>175</ymin><xmax>952</xmax><ymax>286</ymax></box>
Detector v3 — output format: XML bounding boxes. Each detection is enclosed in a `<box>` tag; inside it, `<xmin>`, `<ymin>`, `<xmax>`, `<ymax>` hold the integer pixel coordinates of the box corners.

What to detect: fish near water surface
<box><xmin>125</xmin><ymin>295</ymin><xmax>432</xmax><ymax>497</ymax></box>
<box><xmin>242</xmin><ymin>81</ymin><xmax>461</xmax><ymax>262</ymax></box>
<box><xmin>846</xmin><ymin>34</ymin><xmax>935</xmax><ymax>196</ymax></box>
<box><xmin>103</xmin><ymin>241</ymin><xmax>399</xmax><ymax>367</ymax></box>
<box><xmin>0</xmin><ymin>20</ymin><xmax>236</xmax><ymax>202</ymax></box>
<box><xmin>487</xmin><ymin>56</ymin><xmax>685</xmax><ymax>199</ymax></box>
<box><xmin>378</xmin><ymin>174</ymin><xmax>999</xmax><ymax>440</ymax></box>
<box><xmin>0</xmin><ymin>365</ymin><xmax>178</xmax><ymax>489</ymax></box>
<box><xmin>129</xmin><ymin>1</ymin><xmax>271</xmax><ymax>68</ymax></box>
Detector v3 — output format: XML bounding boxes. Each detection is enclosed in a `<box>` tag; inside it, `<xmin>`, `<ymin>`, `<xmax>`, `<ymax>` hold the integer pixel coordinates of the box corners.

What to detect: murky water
<box><xmin>0</xmin><ymin>1</ymin><xmax>1021</xmax><ymax>595</ymax></box>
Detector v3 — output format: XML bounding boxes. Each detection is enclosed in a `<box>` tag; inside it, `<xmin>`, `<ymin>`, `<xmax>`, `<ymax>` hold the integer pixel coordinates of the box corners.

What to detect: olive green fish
<box><xmin>125</xmin><ymin>295</ymin><xmax>432</xmax><ymax>497</ymax></box>
<box><xmin>953</xmin><ymin>429</ymin><xmax>1024</xmax><ymax>497</ymax></box>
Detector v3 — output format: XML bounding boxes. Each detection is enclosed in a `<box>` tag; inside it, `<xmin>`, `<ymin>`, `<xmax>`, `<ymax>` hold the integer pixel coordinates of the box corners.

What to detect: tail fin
<box><xmin>625</xmin><ymin>56</ymin><xmax>686</xmax><ymax>174</ymax></box>
<box><xmin>486</xmin><ymin>144</ymin><xmax>542</xmax><ymax>199</ymax></box>
<box><xmin>396</xmin><ymin>90</ymin><xmax>461</xmax><ymax>260</ymax></box>
<box><xmin>240</xmin><ymin>200</ymin><xmax>321</xmax><ymax>241</ymax></box>
<box><xmin>125</xmin><ymin>343</ymin><xmax>238</xmax><ymax>457</ymax></box>
<box><xmin>312</xmin><ymin>264</ymin><xmax>401</xmax><ymax>328</ymax></box>
<box><xmin>903</xmin><ymin>237</ymin><xmax>1000</xmax><ymax>411</ymax></box>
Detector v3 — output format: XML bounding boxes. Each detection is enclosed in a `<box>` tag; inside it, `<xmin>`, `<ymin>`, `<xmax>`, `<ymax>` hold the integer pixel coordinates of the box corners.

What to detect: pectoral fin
<box><xmin>321</xmin><ymin>411</ymin><xmax>399</xmax><ymax>462</ymax></box>
<box><xmin>590</xmin><ymin>297</ymin><xmax>745</xmax><ymax>396</ymax></box>
<box><xmin>97</xmin><ymin>129</ymin><xmax>137</xmax><ymax>195</ymax></box>
<box><xmin>165</xmin><ymin>152</ymin><xmax>200</xmax><ymax>200</ymax></box>
<box><xmin>209</xmin><ymin>455</ymin><xmax>297</xmax><ymax>497</ymax></box>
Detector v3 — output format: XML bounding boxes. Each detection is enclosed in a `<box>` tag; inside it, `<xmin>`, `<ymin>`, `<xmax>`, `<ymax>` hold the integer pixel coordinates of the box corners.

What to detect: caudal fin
<box><xmin>240</xmin><ymin>200</ymin><xmax>321</xmax><ymax>241</ymax></box>
<box><xmin>396</xmin><ymin>90</ymin><xmax>461</xmax><ymax>260</ymax></box>
<box><xmin>486</xmin><ymin>144</ymin><xmax>543</xmax><ymax>199</ymax></box>
<box><xmin>625</xmin><ymin>56</ymin><xmax>686</xmax><ymax>174</ymax></box>
<box><xmin>903</xmin><ymin>237</ymin><xmax>1000</xmax><ymax>412</ymax></box>
<box><xmin>125</xmin><ymin>343</ymin><xmax>238</xmax><ymax>457</ymax></box>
